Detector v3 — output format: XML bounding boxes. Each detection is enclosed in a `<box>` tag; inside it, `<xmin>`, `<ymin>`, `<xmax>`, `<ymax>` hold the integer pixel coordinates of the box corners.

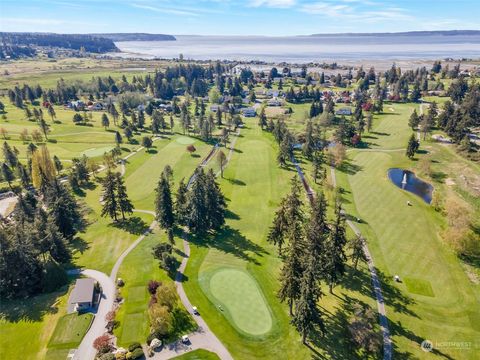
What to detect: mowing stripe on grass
<box><xmin>207</xmin><ymin>268</ymin><xmax>273</xmax><ymax>336</ymax></box>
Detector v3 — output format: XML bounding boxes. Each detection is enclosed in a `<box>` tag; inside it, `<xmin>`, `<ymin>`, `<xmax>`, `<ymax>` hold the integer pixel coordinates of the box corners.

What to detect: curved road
<box><xmin>73</xmin><ymin>132</ymin><xmax>239</xmax><ymax>360</ymax></box>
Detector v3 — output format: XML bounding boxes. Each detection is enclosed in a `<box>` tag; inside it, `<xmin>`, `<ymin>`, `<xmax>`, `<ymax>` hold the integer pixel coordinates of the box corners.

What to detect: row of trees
<box><xmin>1</xmin><ymin>145</ymin><xmax>84</xmax><ymax>298</ymax></box>
<box><xmin>154</xmin><ymin>165</ymin><xmax>226</xmax><ymax>240</ymax></box>
<box><xmin>268</xmin><ymin>178</ymin><xmax>365</xmax><ymax>343</ymax></box>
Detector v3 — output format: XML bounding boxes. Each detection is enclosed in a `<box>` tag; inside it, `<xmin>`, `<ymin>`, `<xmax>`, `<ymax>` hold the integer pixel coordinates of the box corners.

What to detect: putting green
<box><xmin>176</xmin><ymin>136</ymin><xmax>196</xmax><ymax>145</ymax></box>
<box><xmin>81</xmin><ymin>146</ymin><xmax>114</xmax><ymax>157</ymax></box>
<box><xmin>208</xmin><ymin>268</ymin><xmax>272</xmax><ymax>336</ymax></box>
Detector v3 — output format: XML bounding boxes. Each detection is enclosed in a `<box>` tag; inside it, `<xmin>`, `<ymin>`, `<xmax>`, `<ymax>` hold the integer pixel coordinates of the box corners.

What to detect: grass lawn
<box><xmin>171</xmin><ymin>349</ymin><xmax>220</xmax><ymax>360</ymax></box>
<box><xmin>0</xmin><ymin>285</ymin><xmax>71</xmax><ymax>360</ymax></box>
<box><xmin>183</xmin><ymin>118</ymin><xmax>380</xmax><ymax>359</ymax></box>
<box><xmin>47</xmin><ymin>313</ymin><xmax>93</xmax><ymax>349</ymax></box>
<box><xmin>124</xmin><ymin>135</ymin><xmax>211</xmax><ymax>211</ymax></box>
<box><xmin>201</xmin><ymin>268</ymin><xmax>273</xmax><ymax>336</ymax></box>
<box><xmin>113</xmin><ymin>227</ymin><xmax>196</xmax><ymax>347</ymax></box>
<box><xmin>334</xmin><ymin>104</ymin><xmax>480</xmax><ymax>359</ymax></box>
<box><xmin>362</xmin><ymin>102</ymin><xmax>416</xmax><ymax>149</ymax></box>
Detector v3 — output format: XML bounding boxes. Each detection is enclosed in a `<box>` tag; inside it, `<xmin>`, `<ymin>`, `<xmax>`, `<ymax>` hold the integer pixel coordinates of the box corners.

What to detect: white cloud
<box><xmin>249</xmin><ymin>0</ymin><xmax>296</xmax><ymax>8</ymax></box>
<box><xmin>300</xmin><ymin>1</ymin><xmax>414</xmax><ymax>23</ymax></box>
<box><xmin>132</xmin><ymin>3</ymin><xmax>200</xmax><ymax>17</ymax></box>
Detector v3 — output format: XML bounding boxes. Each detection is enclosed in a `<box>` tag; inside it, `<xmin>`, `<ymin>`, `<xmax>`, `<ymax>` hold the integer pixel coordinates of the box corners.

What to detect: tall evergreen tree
<box><xmin>324</xmin><ymin>201</ymin><xmax>348</xmax><ymax>293</ymax></box>
<box><xmin>405</xmin><ymin>134</ymin><xmax>419</xmax><ymax>159</ymax></box>
<box><xmin>101</xmin><ymin>171</ymin><xmax>119</xmax><ymax>221</ymax></box>
<box><xmin>175</xmin><ymin>178</ymin><xmax>189</xmax><ymax>226</ymax></box>
<box><xmin>43</xmin><ymin>179</ymin><xmax>84</xmax><ymax>239</ymax></box>
<box><xmin>292</xmin><ymin>253</ymin><xmax>325</xmax><ymax>343</ymax></box>
<box><xmin>155</xmin><ymin>169</ymin><xmax>175</xmax><ymax>243</ymax></box>
<box><xmin>115</xmin><ymin>173</ymin><xmax>134</xmax><ymax>220</ymax></box>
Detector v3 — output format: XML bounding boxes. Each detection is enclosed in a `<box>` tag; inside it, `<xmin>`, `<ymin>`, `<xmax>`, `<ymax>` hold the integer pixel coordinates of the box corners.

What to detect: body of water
<box><xmin>113</xmin><ymin>34</ymin><xmax>480</xmax><ymax>63</ymax></box>
<box><xmin>388</xmin><ymin>168</ymin><xmax>433</xmax><ymax>204</ymax></box>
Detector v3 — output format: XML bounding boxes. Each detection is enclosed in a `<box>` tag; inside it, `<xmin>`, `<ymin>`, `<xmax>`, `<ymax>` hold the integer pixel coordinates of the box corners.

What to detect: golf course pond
<box><xmin>388</xmin><ymin>168</ymin><xmax>433</xmax><ymax>204</ymax></box>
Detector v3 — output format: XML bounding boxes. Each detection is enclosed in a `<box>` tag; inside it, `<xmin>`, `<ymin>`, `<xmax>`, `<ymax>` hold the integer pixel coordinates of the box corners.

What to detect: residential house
<box><xmin>242</xmin><ymin>108</ymin><xmax>256</xmax><ymax>117</ymax></box>
<box><xmin>69</xmin><ymin>278</ymin><xmax>95</xmax><ymax>312</ymax></box>
<box><xmin>335</xmin><ymin>107</ymin><xmax>352</xmax><ymax>116</ymax></box>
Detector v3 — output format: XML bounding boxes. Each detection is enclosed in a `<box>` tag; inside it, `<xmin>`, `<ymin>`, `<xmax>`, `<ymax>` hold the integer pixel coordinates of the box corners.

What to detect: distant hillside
<box><xmin>309</xmin><ymin>30</ymin><xmax>480</xmax><ymax>37</ymax></box>
<box><xmin>92</xmin><ymin>33</ymin><xmax>176</xmax><ymax>41</ymax></box>
<box><xmin>0</xmin><ymin>32</ymin><xmax>119</xmax><ymax>58</ymax></box>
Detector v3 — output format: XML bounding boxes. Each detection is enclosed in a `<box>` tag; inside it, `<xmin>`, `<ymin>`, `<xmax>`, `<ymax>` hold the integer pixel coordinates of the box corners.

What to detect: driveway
<box><xmin>72</xmin><ymin>269</ymin><xmax>116</xmax><ymax>360</ymax></box>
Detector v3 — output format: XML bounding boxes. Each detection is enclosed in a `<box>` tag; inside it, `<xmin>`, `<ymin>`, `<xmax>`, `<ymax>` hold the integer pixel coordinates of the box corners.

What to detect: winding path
<box><xmin>73</xmin><ymin>131</ymin><xmax>239</xmax><ymax>360</ymax></box>
<box><xmin>155</xmin><ymin>130</ymin><xmax>241</xmax><ymax>360</ymax></box>
<box><xmin>292</xmin><ymin>157</ymin><xmax>392</xmax><ymax>360</ymax></box>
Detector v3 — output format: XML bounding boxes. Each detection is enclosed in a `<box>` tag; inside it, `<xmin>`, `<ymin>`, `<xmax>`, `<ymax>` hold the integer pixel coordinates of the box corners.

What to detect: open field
<box><xmin>0</xmin><ymin>285</ymin><xmax>72</xmax><ymax>359</ymax></box>
<box><xmin>183</xmin><ymin>118</ymin><xmax>381</xmax><ymax>359</ymax></box>
<box><xmin>333</xmin><ymin>105</ymin><xmax>480</xmax><ymax>359</ymax></box>
<box><xmin>47</xmin><ymin>313</ymin><xmax>94</xmax><ymax>349</ymax></box>
<box><xmin>0</xmin><ymin>58</ymin><xmax>173</xmax><ymax>89</ymax></box>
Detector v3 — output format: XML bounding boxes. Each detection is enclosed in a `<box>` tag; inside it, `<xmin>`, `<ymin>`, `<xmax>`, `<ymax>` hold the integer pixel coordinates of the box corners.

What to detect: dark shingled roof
<box><xmin>69</xmin><ymin>278</ymin><xmax>94</xmax><ymax>304</ymax></box>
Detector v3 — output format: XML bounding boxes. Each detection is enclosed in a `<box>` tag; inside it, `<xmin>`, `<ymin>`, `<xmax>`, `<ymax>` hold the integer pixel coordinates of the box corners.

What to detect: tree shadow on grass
<box><xmin>111</xmin><ymin>216</ymin><xmax>149</xmax><ymax>235</ymax></box>
<box><xmin>309</xmin><ymin>295</ymin><xmax>372</xmax><ymax>360</ymax></box>
<box><xmin>337</xmin><ymin>161</ymin><xmax>362</xmax><ymax>175</ymax></box>
<box><xmin>0</xmin><ymin>285</ymin><xmax>70</xmax><ymax>323</ymax></box>
<box><xmin>431</xmin><ymin>171</ymin><xmax>447</xmax><ymax>183</ymax></box>
<box><xmin>371</xmin><ymin>131</ymin><xmax>391</xmax><ymax>137</ymax></box>
<box><xmin>189</xmin><ymin>225</ymin><xmax>269</xmax><ymax>265</ymax></box>
<box><xmin>341</xmin><ymin>265</ymin><xmax>418</xmax><ymax>319</ymax></box>
<box><xmin>390</xmin><ymin>319</ymin><xmax>455</xmax><ymax>360</ymax></box>
<box><xmin>225</xmin><ymin>209</ymin><xmax>240</xmax><ymax>220</ymax></box>
<box><xmin>70</xmin><ymin>236</ymin><xmax>89</xmax><ymax>254</ymax></box>
<box><xmin>226</xmin><ymin>178</ymin><xmax>246</xmax><ymax>186</ymax></box>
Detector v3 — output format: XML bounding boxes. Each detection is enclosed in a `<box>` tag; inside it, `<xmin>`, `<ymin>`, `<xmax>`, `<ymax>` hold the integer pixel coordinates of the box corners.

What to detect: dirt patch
<box><xmin>445</xmin><ymin>178</ymin><xmax>456</xmax><ymax>186</ymax></box>
<box><xmin>265</xmin><ymin>107</ymin><xmax>287</xmax><ymax>117</ymax></box>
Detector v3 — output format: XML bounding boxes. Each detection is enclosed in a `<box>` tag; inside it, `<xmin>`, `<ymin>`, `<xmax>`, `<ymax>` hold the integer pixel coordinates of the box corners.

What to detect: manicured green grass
<box><xmin>70</xmin><ymin>182</ymin><xmax>154</xmax><ymax>273</ymax></box>
<box><xmin>114</xmin><ymin>228</ymin><xmax>195</xmax><ymax>346</ymax></box>
<box><xmin>48</xmin><ymin>313</ymin><xmax>93</xmax><ymax>349</ymax></box>
<box><xmin>124</xmin><ymin>136</ymin><xmax>211</xmax><ymax>211</ymax></box>
<box><xmin>201</xmin><ymin>268</ymin><xmax>273</xmax><ymax>336</ymax></box>
<box><xmin>0</xmin><ymin>285</ymin><xmax>71</xmax><ymax>359</ymax></box>
<box><xmin>184</xmin><ymin>119</ymin><xmax>379</xmax><ymax>359</ymax></box>
<box><xmin>363</xmin><ymin>102</ymin><xmax>416</xmax><ymax>149</ymax></box>
<box><xmin>334</xmin><ymin>104</ymin><xmax>480</xmax><ymax>359</ymax></box>
<box><xmin>403</xmin><ymin>277</ymin><xmax>435</xmax><ymax>297</ymax></box>
<box><xmin>172</xmin><ymin>349</ymin><xmax>220</xmax><ymax>360</ymax></box>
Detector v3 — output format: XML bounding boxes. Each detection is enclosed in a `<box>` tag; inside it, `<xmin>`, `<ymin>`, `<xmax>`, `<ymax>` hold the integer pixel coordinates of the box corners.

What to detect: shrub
<box><xmin>115</xmin><ymin>352</ymin><xmax>126</xmax><ymax>360</ymax></box>
<box><xmin>126</xmin><ymin>348</ymin><xmax>144</xmax><ymax>360</ymax></box>
<box><xmin>186</xmin><ymin>144</ymin><xmax>196</xmax><ymax>154</ymax></box>
<box><xmin>147</xmin><ymin>280</ymin><xmax>162</xmax><ymax>295</ymax></box>
<box><xmin>105</xmin><ymin>310</ymin><xmax>116</xmax><ymax>322</ymax></box>
<box><xmin>147</xmin><ymin>329</ymin><xmax>165</xmax><ymax>345</ymax></box>
<box><xmin>128</xmin><ymin>342</ymin><xmax>141</xmax><ymax>352</ymax></box>
<box><xmin>161</xmin><ymin>253</ymin><xmax>177</xmax><ymax>273</ymax></box>
<box><xmin>130</xmin><ymin>348</ymin><xmax>144</xmax><ymax>359</ymax></box>
<box><xmin>93</xmin><ymin>334</ymin><xmax>113</xmax><ymax>353</ymax></box>
<box><xmin>99</xmin><ymin>353</ymin><xmax>115</xmax><ymax>360</ymax></box>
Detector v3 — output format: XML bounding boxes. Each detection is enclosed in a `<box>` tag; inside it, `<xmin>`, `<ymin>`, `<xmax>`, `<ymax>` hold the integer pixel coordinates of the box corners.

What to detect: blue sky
<box><xmin>0</xmin><ymin>0</ymin><xmax>478</xmax><ymax>36</ymax></box>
